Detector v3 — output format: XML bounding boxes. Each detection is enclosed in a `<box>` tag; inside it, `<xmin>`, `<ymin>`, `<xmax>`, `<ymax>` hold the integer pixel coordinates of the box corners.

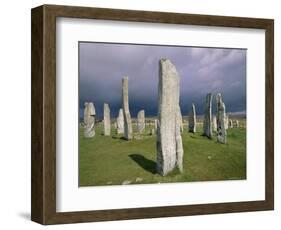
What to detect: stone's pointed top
<box><xmin>160</xmin><ymin>58</ymin><xmax>174</xmax><ymax>66</ymax></box>
<box><xmin>160</xmin><ymin>58</ymin><xmax>169</xmax><ymax>63</ymax></box>
<box><xmin>104</xmin><ymin>103</ymin><xmax>110</xmax><ymax>109</ymax></box>
<box><xmin>159</xmin><ymin>58</ymin><xmax>179</xmax><ymax>80</ymax></box>
<box><xmin>88</xmin><ymin>102</ymin><xmax>96</xmax><ymax>115</ymax></box>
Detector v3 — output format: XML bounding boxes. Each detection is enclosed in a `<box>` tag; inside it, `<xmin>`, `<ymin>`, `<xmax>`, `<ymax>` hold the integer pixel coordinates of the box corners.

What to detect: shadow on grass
<box><xmin>111</xmin><ymin>136</ymin><xmax>129</xmax><ymax>141</ymax></box>
<box><xmin>129</xmin><ymin>154</ymin><xmax>157</xmax><ymax>174</ymax></box>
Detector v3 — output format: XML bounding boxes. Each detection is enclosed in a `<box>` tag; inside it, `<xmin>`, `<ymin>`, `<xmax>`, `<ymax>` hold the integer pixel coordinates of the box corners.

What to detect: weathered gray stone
<box><xmin>234</xmin><ymin>120</ymin><xmax>239</xmax><ymax>128</ymax></box>
<box><xmin>178</xmin><ymin>107</ymin><xmax>184</xmax><ymax>132</ymax></box>
<box><xmin>216</xmin><ymin>94</ymin><xmax>227</xmax><ymax>144</ymax></box>
<box><xmin>203</xmin><ymin>93</ymin><xmax>213</xmax><ymax>138</ymax></box>
<box><xmin>103</xmin><ymin>103</ymin><xmax>111</xmax><ymax>136</ymax></box>
<box><xmin>154</xmin><ymin>119</ymin><xmax>158</xmax><ymax>131</ymax></box>
<box><xmin>156</xmin><ymin>58</ymin><xmax>184</xmax><ymax>176</ymax></box>
<box><xmin>116</xmin><ymin>108</ymin><xmax>124</xmax><ymax>134</ymax></box>
<box><xmin>188</xmin><ymin>103</ymin><xmax>196</xmax><ymax>133</ymax></box>
<box><xmin>137</xmin><ymin>110</ymin><xmax>145</xmax><ymax>133</ymax></box>
<box><xmin>225</xmin><ymin>114</ymin><xmax>229</xmax><ymax>130</ymax></box>
<box><xmin>84</xmin><ymin>102</ymin><xmax>96</xmax><ymax>138</ymax></box>
<box><xmin>212</xmin><ymin>115</ymin><xmax>217</xmax><ymax>132</ymax></box>
<box><xmin>228</xmin><ymin>119</ymin><xmax>233</xmax><ymax>128</ymax></box>
<box><xmin>175</xmin><ymin>105</ymin><xmax>184</xmax><ymax>172</ymax></box>
<box><xmin>122</xmin><ymin>77</ymin><xmax>133</xmax><ymax>140</ymax></box>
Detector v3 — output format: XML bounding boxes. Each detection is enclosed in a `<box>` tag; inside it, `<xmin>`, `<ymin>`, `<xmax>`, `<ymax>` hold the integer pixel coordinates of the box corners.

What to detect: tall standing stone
<box><xmin>203</xmin><ymin>93</ymin><xmax>213</xmax><ymax>138</ymax></box>
<box><xmin>157</xmin><ymin>58</ymin><xmax>184</xmax><ymax>176</ymax></box>
<box><xmin>103</xmin><ymin>103</ymin><xmax>110</xmax><ymax>136</ymax></box>
<box><xmin>122</xmin><ymin>77</ymin><xmax>133</xmax><ymax>140</ymax></box>
<box><xmin>84</xmin><ymin>102</ymin><xmax>96</xmax><ymax>138</ymax></box>
<box><xmin>137</xmin><ymin>110</ymin><xmax>145</xmax><ymax>133</ymax></box>
<box><xmin>116</xmin><ymin>108</ymin><xmax>124</xmax><ymax>134</ymax></box>
<box><xmin>212</xmin><ymin>115</ymin><xmax>217</xmax><ymax>132</ymax></box>
<box><xmin>216</xmin><ymin>94</ymin><xmax>227</xmax><ymax>144</ymax></box>
<box><xmin>188</xmin><ymin>103</ymin><xmax>196</xmax><ymax>133</ymax></box>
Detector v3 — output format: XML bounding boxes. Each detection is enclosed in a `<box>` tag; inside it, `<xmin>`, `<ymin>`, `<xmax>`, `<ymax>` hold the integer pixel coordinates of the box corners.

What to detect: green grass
<box><xmin>79</xmin><ymin>123</ymin><xmax>246</xmax><ymax>186</ymax></box>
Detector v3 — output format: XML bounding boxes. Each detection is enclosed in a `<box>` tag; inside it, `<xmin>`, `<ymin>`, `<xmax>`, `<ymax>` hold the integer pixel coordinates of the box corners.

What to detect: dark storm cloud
<box><xmin>79</xmin><ymin>42</ymin><xmax>246</xmax><ymax>119</ymax></box>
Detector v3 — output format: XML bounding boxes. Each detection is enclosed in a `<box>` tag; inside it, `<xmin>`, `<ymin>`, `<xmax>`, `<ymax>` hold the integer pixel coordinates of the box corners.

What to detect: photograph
<box><xmin>78</xmin><ymin>42</ymin><xmax>247</xmax><ymax>187</ymax></box>
<box><xmin>30</xmin><ymin>4</ymin><xmax>274</xmax><ymax>224</ymax></box>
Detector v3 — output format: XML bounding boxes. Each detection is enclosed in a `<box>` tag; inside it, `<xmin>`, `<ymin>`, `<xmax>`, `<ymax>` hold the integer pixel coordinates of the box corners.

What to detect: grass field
<box><xmin>79</xmin><ymin>122</ymin><xmax>246</xmax><ymax>186</ymax></box>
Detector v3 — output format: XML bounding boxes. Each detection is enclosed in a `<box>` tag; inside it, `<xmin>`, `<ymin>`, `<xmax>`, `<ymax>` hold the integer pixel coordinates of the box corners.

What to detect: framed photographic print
<box><xmin>31</xmin><ymin>4</ymin><xmax>274</xmax><ymax>225</ymax></box>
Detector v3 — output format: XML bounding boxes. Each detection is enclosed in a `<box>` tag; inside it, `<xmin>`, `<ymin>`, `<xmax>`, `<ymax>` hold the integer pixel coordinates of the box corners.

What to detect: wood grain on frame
<box><xmin>31</xmin><ymin>4</ymin><xmax>274</xmax><ymax>225</ymax></box>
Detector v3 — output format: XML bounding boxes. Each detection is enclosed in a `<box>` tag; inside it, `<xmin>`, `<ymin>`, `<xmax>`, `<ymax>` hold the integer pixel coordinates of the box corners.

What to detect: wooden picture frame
<box><xmin>31</xmin><ymin>4</ymin><xmax>274</xmax><ymax>225</ymax></box>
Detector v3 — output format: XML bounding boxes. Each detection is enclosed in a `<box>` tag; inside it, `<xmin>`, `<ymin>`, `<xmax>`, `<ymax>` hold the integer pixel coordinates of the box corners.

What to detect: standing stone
<box><xmin>212</xmin><ymin>115</ymin><xmax>217</xmax><ymax>132</ymax></box>
<box><xmin>117</xmin><ymin>108</ymin><xmax>124</xmax><ymax>134</ymax></box>
<box><xmin>188</xmin><ymin>103</ymin><xmax>196</xmax><ymax>133</ymax></box>
<box><xmin>157</xmin><ymin>58</ymin><xmax>184</xmax><ymax>176</ymax></box>
<box><xmin>122</xmin><ymin>77</ymin><xmax>133</xmax><ymax>140</ymax></box>
<box><xmin>234</xmin><ymin>120</ymin><xmax>240</xmax><ymax>128</ymax></box>
<box><xmin>216</xmin><ymin>94</ymin><xmax>227</xmax><ymax>144</ymax></box>
<box><xmin>103</xmin><ymin>103</ymin><xmax>110</xmax><ymax>136</ymax></box>
<box><xmin>203</xmin><ymin>93</ymin><xmax>213</xmax><ymax>138</ymax></box>
<box><xmin>154</xmin><ymin>119</ymin><xmax>158</xmax><ymax>131</ymax></box>
<box><xmin>229</xmin><ymin>119</ymin><xmax>233</xmax><ymax>128</ymax></box>
<box><xmin>137</xmin><ymin>110</ymin><xmax>145</xmax><ymax>133</ymax></box>
<box><xmin>84</xmin><ymin>102</ymin><xmax>96</xmax><ymax>138</ymax></box>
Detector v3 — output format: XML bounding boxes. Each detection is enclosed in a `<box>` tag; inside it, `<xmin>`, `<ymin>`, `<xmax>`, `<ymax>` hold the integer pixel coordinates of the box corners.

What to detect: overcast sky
<box><xmin>79</xmin><ymin>42</ymin><xmax>246</xmax><ymax>119</ymax></box>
